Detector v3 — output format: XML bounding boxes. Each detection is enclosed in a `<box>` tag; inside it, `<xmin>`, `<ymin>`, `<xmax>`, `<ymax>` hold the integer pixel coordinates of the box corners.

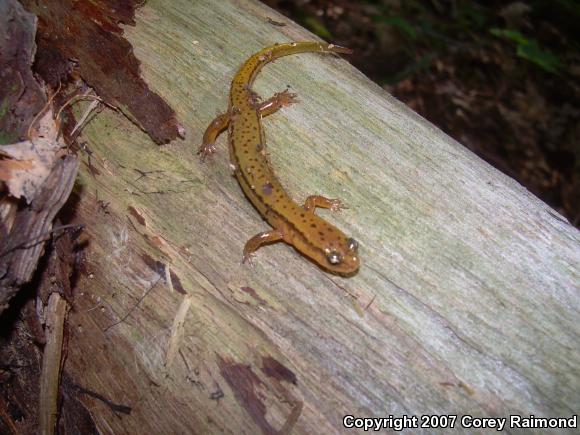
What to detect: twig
<box><xmin>0</xmin><ymin>224</ymin><xmax>83</xmax><ymax>259</ymax></box>
<box><xmin>70</xmin><ymin>383</ymin><xmax>132</xmax><ymax>415</ymax></box>
<box><xmin>164</xmin><ymin>293</ymin><xmax>193</xmax><ymax>368</ymax></box>
<box><xmin>39</xmin><ymin>293</ymin><xmax>69</xmax><ymax>435</ymax></box>
<box><xmin>27</xmin><ymin>82</ymin><xmax>62</xmax><ymax>140</ymax></box>
<box><xmin>70</xmin><ymin>98</ymin><xmax>102</xmax><ymax>137</ymax></box>
<box><xmin>104</xmin><ymin>275</ymin><xmax>162</xmax><ymax>332</ymax></box>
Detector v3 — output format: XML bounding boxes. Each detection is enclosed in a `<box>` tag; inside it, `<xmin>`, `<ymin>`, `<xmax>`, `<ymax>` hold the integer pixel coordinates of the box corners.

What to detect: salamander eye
<box><xmin>347</xmin><ymin>238</ymin><xmax>358</xmax><ymax>252</ymax></box>
<box><xmin>327</xmin><ymin>251</ymin><xmax>342</xmax><ymax>265</ymax></box>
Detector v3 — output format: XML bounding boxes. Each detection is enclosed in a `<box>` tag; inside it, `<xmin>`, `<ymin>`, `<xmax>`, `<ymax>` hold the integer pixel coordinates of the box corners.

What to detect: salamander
<box><xmin>199</xmin><ymin>42</ymin><xmax>359</xmax><ymax>276</ymax></box>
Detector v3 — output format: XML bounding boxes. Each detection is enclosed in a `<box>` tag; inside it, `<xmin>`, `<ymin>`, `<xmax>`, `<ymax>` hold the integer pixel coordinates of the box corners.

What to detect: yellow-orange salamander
<box><xmin>199</xmin><ymin>42</ymin><xmax>359</xmax><ymax>275</ymax></box>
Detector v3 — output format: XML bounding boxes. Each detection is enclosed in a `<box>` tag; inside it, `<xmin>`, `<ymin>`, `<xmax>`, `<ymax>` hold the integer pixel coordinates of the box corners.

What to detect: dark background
<box><xmin>264</xmin><ymin>0</ymin><xmax>580</xmax><ymax>227</ymax></box>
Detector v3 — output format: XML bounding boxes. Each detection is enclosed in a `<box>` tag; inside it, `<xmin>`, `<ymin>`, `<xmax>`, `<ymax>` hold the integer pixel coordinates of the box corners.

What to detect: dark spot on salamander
<box><xmin>310</xmin><ymin>223</ymin><xmax>316</xmax><ymax>228</ymax></box>
<box><xmin>262</xmin><ymin>182</ymin><xmax>273</xmax><ymax>195</ymax></box>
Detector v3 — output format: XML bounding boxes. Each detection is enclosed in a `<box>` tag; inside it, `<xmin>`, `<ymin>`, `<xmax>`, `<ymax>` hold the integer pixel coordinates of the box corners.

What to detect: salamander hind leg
<box><xmin>242</xmin><ymin>228</ymin><xmax>284</xmax><ymax>265</ymax></box>
<box><xmin>198</xmin><ymin>112</ymin><xmax>230</xmax><ymax>161</ymax></box>
<box><xmin>303</xmin><ymin>195</ymin><xmax>347</xmax><ymax>214</ymax></box>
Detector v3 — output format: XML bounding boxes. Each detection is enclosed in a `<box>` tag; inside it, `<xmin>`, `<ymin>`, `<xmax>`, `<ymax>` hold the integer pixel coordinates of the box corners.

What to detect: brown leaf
<box><xmin>0</xmin><ymin>110</ymin><xmax>64</xmax><ymax>203</ymax></box>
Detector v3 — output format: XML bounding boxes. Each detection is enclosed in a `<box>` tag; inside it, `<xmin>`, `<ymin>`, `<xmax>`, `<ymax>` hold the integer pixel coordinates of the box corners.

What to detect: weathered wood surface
<box><xmin>66</xmin><ymin>0</ymin><xmax>579</xmax><ymax>433</ymax></box>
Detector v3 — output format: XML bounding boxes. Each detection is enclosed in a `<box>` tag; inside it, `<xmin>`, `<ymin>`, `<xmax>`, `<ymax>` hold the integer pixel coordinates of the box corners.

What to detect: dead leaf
<box><xmin>0</xmin><ymin>110</ymin><xmax>65</xmax><ymax>203</ymax></box>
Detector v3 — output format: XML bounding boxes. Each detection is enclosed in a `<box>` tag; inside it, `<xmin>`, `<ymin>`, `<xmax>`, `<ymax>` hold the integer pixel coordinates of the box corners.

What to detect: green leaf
<box><xmin>379</xmin><ymin>16</ymin><xmax>417</xmax><ymax>39</ymax></box>
<box><xmin>489</xmin><ymin>28</ymin><xmax>562</xmax><ymax>73</ymax></box>
<box><xmin>489</xmin><ymin>28</ymin><xmax>529</xmax><ymax>45</ymax></box>
<box><xmin>516</xmin><ymin>42</ymin><xmax>562</xmax><ymax>73</ymax></box>
<box><xmin>303</xmin><ymin>17</ymin><xmax>332</xmax><ymax>40</ymax></box>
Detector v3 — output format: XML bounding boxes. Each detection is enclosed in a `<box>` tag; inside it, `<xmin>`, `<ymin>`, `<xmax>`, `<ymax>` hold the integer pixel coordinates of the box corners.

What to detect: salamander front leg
<box><xmin>242</xmin><ymin>229</ymin><xmax>284</xmax><ymax>265</ymax></box>
<box><xmin>258</xmin><ymin>90</ymin><xmax>298</xmax><ymax>117</ymax></box>
<box><xmin>303</xmin><ymin>195</ymin><xmax>346</xmax><ymax>214</ymax></box>
<box><xmin>198</xmin><ymin>112</ymin><xmax>230</xmax><ymax>160</ymax></box>
<box><xmin>198</xmin><ymin>91</ymin><xmax>296</xmax><ymax>161</ymax></box>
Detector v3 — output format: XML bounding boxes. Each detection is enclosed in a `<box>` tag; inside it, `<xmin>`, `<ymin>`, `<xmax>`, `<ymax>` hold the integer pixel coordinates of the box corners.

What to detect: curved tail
<box><xmin>232</xmin><ymin>42</ymin><xmax>352</xmax><ymax>89</ymax></box>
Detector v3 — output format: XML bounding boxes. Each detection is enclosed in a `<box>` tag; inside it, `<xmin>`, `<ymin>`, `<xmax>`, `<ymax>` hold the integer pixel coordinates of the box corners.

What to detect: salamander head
<box><xmin>319</xmin><ymin>236</ymin><xmax>360</xmax><ymax>276</ymax></box>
